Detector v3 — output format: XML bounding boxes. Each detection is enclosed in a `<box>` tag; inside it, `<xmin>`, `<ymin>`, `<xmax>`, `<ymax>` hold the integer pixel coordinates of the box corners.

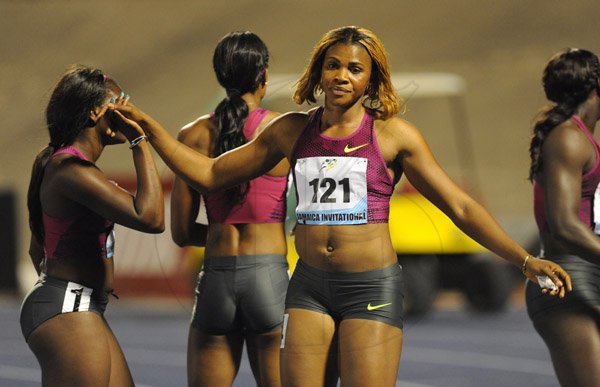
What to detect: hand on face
<box><xmin>106</xmin><ymin>92</ymin><xmax>145</xmax><ymax>142</ymax></box>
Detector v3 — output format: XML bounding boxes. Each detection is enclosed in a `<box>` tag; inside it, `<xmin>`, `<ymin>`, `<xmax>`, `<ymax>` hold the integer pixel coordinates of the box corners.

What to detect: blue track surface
<box><xmin>0</xmin><ymin>295</ymin><xmax>559</xmax><ymax>387</ymax></box>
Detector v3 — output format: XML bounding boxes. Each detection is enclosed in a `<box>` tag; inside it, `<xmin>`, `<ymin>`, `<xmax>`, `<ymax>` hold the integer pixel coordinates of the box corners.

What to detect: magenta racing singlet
<box><xmin>291</xmin><ymin>107</ymin><xmax>395</xmax><ymax>225</ymax></box>
<box><xmin>204</xmin><ymin>108</ymin><xmax>288</xmax><ymax>224</ymax></box>
<box><xmin>43</xmin><ymin>146</ymin><xmax>115</xmax><ymax>260</ymax></box>
<box><xmin>534</xmin><ymin>115</ymin><xmax>600</xmax><ymax>234</ymax></box>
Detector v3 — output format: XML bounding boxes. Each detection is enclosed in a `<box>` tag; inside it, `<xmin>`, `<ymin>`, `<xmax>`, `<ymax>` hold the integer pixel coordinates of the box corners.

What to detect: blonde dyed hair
<box><xmin>294</xmin><ymin>26</ymin><xmax>401</xmax><ymax>120</ymax></box>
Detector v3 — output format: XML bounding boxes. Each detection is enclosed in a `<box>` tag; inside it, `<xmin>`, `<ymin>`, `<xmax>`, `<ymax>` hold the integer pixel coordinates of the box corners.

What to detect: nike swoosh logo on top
<box><xmin>343</xmin><ymin>143</ymin><xmax>369</xmax><ymax>153</ymax></box>
<box><xmin>367</xmin><ymin>302</ymin><xmax>392</xmax><ymax>311</ymax></box>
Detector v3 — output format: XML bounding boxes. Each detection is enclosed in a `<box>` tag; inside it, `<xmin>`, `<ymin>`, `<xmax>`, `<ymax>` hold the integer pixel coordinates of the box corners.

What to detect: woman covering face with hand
<box><xmin>116</xmin><ymin>26</ymin><xmax>571</xmax><ymax>386</ymax></box>
<box><xmin>21</xmin><ymin>65</ymin><xmax>164</xmax><ymax>387</ymax></box>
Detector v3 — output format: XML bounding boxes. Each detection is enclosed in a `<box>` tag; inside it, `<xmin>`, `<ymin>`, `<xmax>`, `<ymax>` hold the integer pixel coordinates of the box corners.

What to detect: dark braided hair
<box><xmin>27</xmin><ymin>64</ymin><xmax>115</xmax><ymax>242</ymax></box>
<box><xmin>212</xmin><ymin>31</ymin><xmax>269</xmax><ymax>203</ymax></box>
<box><xmin>529</xmin><ymin>48</ymin><xmax>600</xmax><ymax>181</ymax></box>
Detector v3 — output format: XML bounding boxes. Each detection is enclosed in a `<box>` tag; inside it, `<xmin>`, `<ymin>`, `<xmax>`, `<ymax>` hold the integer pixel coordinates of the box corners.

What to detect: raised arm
<box><xmin>170</xmin><ymin>120</ymin><xmax>210</xmax><ymax>246</ymax></box>
<box><xmin>115</xmin><ymin>103</ymin><xmax>298</xmax><ymax>194</ymax></box>
<box><xmin>390</xmin><ymin>118</ymin><xmax>571</xmax><ymax>295</ymax></box>
<box><xmin>58</xmin><ymin>107</ymin><xmax>165</xmax><ymax>233</ymax></box>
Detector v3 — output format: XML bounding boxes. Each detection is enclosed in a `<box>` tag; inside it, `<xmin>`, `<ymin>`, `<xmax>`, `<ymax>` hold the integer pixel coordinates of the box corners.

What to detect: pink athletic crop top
<box><xmin>43</xmin><ymin>146</ymin><xmax>115</xmax><ymax>260</ymax></box>
<box><xmin>534</xmin><ymin>116</ymin><xmax>600</xmax><ymax>234</ymax></box>
<box><xmin>291</xmin><ymin>107</ymin><xmax>395</xmax><ymax>225</ymax></box>
<box><xmin>203</xmin><ymin>108</ymin><xmax>288</xmax><ymax>224</ymax></box>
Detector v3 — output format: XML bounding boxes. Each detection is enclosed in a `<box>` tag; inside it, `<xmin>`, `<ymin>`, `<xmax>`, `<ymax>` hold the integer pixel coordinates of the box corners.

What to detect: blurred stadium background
<box><xmin>1</xmin><ymin>0</ymin><xmax>598</xmax><ymax>308</ymax></box>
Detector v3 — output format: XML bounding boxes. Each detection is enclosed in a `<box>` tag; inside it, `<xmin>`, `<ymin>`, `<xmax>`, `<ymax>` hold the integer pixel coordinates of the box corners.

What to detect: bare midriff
<box><xmin>45</xmin><ymin>256</ymin><xmax>113</xmax><ymax>294</ymax></box>
<box><xmin>294</xmin><ymin>223</ymin><xmax>396</xmax><ymax>272</ymax></box>
<box><xmin>205</xmin><ymin>222</ymin><xmax>287</xmax><ymax>257</ymax></box>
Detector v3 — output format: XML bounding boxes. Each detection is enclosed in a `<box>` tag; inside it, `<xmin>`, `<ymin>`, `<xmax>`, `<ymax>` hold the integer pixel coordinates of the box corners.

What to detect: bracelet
<box><xmin>522</xmin><ymin>254</ymin><xmax>532</xmax><ymax>275</ymax></box>
<box><xmin>129</xmin><ymin>135</ymin><xmax>148</xmax><ymax>149</ymax></box>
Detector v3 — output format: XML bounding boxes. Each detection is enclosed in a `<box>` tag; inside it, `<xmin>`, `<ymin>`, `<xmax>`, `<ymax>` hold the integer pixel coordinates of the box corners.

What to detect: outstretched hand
<box><xmin>525</xmin><ymin>256</ymin><xmax>572</xmax><ymax>298</ymax></box>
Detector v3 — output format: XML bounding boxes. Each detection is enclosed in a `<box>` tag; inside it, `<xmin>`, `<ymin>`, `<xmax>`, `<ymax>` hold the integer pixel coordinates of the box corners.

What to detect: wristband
<box><xmin>129</xmin><ymin>135</ymin><xmax>148</xmax><ymax>149</ymax></box>
<box><xmin>522</xmin><ymin>254</ymin><xmax>531</xmax><ymax>275</ymax></box>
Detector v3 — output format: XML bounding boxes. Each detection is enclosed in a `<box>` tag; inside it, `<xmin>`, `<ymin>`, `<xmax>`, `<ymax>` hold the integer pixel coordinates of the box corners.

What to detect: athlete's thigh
<box><xmin>187</xmin><ymin>325</ymin><xmax>244</xmax><ymax>387</ymax></box>
<box><xmin>534</xmin><ymin>307</ymin><xmax>600</xmax><ymax>386</ymax></box>
<box><xmin>338</xmin><ymin>318</ymin><xmax>403</xmax><ymax>387</ymax></box>
<box><xmin>280</xmin><ymin>308</ymin><xmax>338</xmax><ymax>387</ymax></box>
<box><xmin>27</xmin><ymin>312</ymin><xmax>113</xmax><ymax>387</ymax></box>
<box><xmin>246</xmin><ymin>329</ymin><xmax>282</xmax><ymax>387</ymax></box>
<box><xmin>102</xmin><ymin>319</ymin><xmax>134</xmax><ymax>387</ymax></box>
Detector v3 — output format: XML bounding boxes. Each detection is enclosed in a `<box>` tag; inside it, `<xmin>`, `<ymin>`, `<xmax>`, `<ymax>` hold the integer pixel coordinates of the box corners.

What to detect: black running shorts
<box><xmin>285</xmin><ymin>259</ymin><xmax>404</xmax><ymax>329</ymax></box>
<box><xmin>526</xmin><ymin>254</ymin><xmax>600</xmax><ymax>320</ymax></box>
<box><xmin>20</xmin><ymin>274</ymin><xmax>108</xmax><ymax>341</ymax></box>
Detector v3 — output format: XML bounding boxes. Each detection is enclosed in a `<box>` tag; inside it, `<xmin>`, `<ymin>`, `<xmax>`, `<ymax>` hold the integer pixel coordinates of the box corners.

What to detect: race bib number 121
<box><xmin>295</xmin><ymin>157</ymin><xmax>368</xmax><ymax>225</ymax></box>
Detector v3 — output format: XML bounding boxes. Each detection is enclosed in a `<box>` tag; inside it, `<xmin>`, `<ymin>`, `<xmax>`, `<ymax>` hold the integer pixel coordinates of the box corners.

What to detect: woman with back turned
<box><xmin>170</xmin><ymin>31</ymin><xmax>289</xmax><ymax>387</ymax></box>
<box><xmin>527</xmin><ymin>48</ymin><xmax>600</xmax><ymax>386</ymax></box>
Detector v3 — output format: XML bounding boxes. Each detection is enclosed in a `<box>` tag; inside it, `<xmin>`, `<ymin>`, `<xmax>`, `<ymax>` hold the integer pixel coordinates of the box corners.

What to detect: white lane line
<box><xmin>402</xmin><ymin>346</ymin><xmax>554</xmax><ymax>376</ymax></box>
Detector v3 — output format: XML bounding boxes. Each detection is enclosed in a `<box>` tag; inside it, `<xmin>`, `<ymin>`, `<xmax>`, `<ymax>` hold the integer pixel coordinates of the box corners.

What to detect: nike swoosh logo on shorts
<box><xmin>367</xmin><ymin>302</ymin><xmax>392</xmax><ymax>311</ymax></box>
<box><xmin>343</xmin><ymin>143</ymin><xmax>369</xmax><ymax>153</ymax></box>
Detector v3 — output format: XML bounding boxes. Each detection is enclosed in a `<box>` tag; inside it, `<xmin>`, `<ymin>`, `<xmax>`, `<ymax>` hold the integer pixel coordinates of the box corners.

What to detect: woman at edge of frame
<box><xmin>526</xmin><ymin>47</ymin><xmax>600</xmax><ymax>387</ymax></box>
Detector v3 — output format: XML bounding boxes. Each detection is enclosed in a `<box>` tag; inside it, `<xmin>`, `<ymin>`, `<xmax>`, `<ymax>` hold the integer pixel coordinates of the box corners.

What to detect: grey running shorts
<box><xmin>191</xmin><ymin>254</ymin><xmax>289</xmax><ymax>334</ymax></box>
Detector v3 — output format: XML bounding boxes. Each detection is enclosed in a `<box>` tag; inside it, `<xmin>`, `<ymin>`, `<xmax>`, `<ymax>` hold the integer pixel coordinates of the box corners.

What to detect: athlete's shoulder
<box><xmin>544</xmin><ymin>118</ymin><xmax>593</xmax><ymax>160</ymax></box>
<box><xmin>177</xmin><ymin>114</ymin><xmax>216</xmax><ymax>141</ymax></box>
<box><xmin>45</xmin><ymin>153</ymin><xmax>103</xmax><ymax>195</ymax></box>
<box><xmin>374</xmin><ymin>115</ymin><xmax>429</xmax><ymax>159</ymax></box>
<box><xmin>550</xmin><ymin>117</ymin><xmax>586</xmax><ymax>138</ymax></box>
<box><xmin>257</xmin><ymin>110</ymin><xmax>310</xmax><ymax>153</ymax></box>
<box><xmin>261</xmin><ymin>110</ymin><xmax>282</xmax><ymax>125</ymax></box>
<box><xmin>178</xmin><ymin>114</ymin><xmax>214</xmax><ymax>149</ymax></box>
<box><xmin>267</xmin><ymin>110</ymin><xmax>310</xmax><ymax>130</ymax></box>
<box><xmin>375</xmin><ymin>115</ymin><xmax>418</xmax><ymax>136</ymax></box>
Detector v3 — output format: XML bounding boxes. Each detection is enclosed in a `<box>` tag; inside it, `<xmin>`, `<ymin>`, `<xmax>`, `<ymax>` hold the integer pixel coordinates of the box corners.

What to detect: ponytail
<box><xmin>211</xmin><ymin>31</ymin><xmax>269</xmax><ymax>203</ymax></box>
<box><xmin>213</xmin><ymin>93</ymin><xmax>250</xmax><ymax>203</ymax></box>
<box><xmin>528</xmin><ymin>48</ymin><xmax>600</xmax><ymax>181</ymax></box>
<box><xmin>27</xmin><ymin>146</ymin><xmax>55</xmax><ymax>243</ymax></box>
<box><xmin>214</xmin><ymin>92</ymin><xmax>249</xmax><ymax>156</ymax></box>
<box><xmin>528</xmin><ymin>103</ymin><xmax>576</xmax><ymax>181</ymax></box>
